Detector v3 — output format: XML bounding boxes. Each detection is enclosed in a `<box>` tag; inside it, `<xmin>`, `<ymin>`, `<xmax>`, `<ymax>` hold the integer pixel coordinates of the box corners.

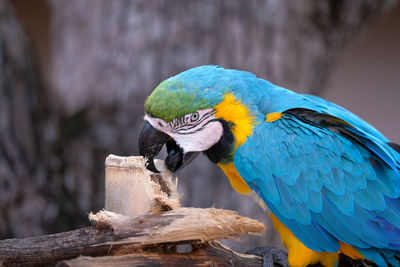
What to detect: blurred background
<box><xmin>1</xmin><ymin>0</ymin><xmax>399</xmax><ymax>252</ymax></box>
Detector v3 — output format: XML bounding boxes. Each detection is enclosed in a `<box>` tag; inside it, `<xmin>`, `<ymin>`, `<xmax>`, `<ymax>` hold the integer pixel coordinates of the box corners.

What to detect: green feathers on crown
<box><xmin>145</xmin><ymin>80</ymin><xmax>212</xmax><ymax>122</ymax></box>
<box><xmin>145</xmin><ymin>66</ymin><xmax>237</xmax><ymax>122</ymax></box>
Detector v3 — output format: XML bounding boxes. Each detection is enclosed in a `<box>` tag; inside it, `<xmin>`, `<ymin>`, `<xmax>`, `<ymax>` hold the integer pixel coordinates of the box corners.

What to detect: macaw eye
<box><xmin>190</xmin><ymin>112</ymin><xmax>199</xmax><ymax>122</ymax></box>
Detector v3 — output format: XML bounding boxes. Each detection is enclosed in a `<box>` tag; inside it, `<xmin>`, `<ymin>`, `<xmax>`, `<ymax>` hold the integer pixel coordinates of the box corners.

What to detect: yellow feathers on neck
<box><xmin>215</xmin><ymin>92</ymin><xmax>257</xmax><ymax>148</ymax></box>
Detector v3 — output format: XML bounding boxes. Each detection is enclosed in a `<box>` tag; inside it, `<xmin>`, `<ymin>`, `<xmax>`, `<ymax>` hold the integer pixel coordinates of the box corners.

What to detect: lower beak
<box><xmin>138</xmin><ymin>121</ymin><xmax>199</xmax><ymax>173</ymax></box>
<box><xmin>165</xmin><ymin>140</ymin><xmax>199</xmax><ymax>172</ymax></box>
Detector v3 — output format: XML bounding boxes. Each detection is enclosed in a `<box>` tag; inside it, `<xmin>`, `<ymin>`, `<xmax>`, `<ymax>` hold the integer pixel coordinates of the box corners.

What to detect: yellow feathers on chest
<box><xmin>214</xmin><ymin>93</ymin><xmax>256</xmax><ymax>195</ymax></box>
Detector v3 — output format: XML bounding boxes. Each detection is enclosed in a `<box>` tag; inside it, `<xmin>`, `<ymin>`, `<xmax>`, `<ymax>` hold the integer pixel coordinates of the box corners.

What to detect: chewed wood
<box><xmin>105</xmin><ymin>155</ymin><xmax>180</xmax><ymax>215</ymax></box>
<box><xmin>89</xmin><ymin>208</ymin><xmax>266</xmax><ymax>246</ymax></box>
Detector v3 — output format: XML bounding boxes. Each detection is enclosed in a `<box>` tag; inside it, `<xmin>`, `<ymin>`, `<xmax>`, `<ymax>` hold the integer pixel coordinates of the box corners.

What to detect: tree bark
<box><xmin>0</xmin><ymin>226</ymin><xmax>114</xmax><ymax>267</ymax></box>
<box><xmin>57</xmin><ymin>242</ymin><xmax>263</xmax><ymax>267</ymax></box>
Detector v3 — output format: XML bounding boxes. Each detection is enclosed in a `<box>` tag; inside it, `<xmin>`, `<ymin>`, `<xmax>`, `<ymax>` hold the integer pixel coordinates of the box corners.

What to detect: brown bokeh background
<box><xmin>326</xmin><ymin>3</ymin><xmax>400</xmax><ymax>141</ymax></box>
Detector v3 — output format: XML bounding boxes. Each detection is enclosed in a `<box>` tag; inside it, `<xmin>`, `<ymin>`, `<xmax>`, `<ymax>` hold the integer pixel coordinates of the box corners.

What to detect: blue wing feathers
<box><xmin>234</xmin><ymin>114</ymin><xmax>400</xmax><ymax>263</ymax></box>
<box><xmin>323</xmin><ymin>189</ymin><xmax>354</xmax><ymax>216</ymax></box>
<box><xmin>357</xmin><ymin>248</ymin><xmax>387</xmax><ymax>266</ymax></box>
<box><xmin>307</xmin><ymin>189</ymin><xmax>323</xmax><ymax>213</ymax></box>
<box><xmin>274</xmin><ymin>178</ymin><xmax>299</xmax><ymax>221</ymax></box>
<box><xmin>284</xmin><ymin>174</ymin><xmax>308</xmax><ymax>202</ymax></box>
<box><xmin>347</xmin><ymin>128</ymin><xmax>400</xmax><ymax>175</ymax></box>
<box><xmin>317</xmin><ymin>196</ymin><xmax>389</xmax><ymax>249</ymax></box>
<box><xmin>255</xmin><ymin>178</ymin><xmax>280</xmax><ymax>206</ymax></box>
<box><xmin>353</xmin><ymin>186</ymin><xmax>386</xmax><ymax>211</ymax></box>
<box><xmin>343</xmin><ymin>170</ymin><xmax>366</xmax><ymax>191</ymax></box>
<box><xmin>304</xmin><ymin>170</ymin><xmax>324</xmax><ymax>191</ymax></box>
<box><xmin>324</xmin><ymin>167</ymin><xmax>346</xmax><ymax>195</ymax></box>
<box><xmin>265</xmin><ymin>198</ymin><xmax>340</xmax><ymax>252</ymax></box>
<box><xmin>312</xmin><ymin>202</ymin><xmax>368</xmax><ymax>248</ymax></box>
<box><xmin>378</xmin><ymin>197</ymin><xmax>400</xmax><ymax>229</ymax></box>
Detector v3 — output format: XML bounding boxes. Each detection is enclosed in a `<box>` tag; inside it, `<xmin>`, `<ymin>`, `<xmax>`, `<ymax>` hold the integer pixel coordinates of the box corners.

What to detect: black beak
<box><xmin>138</xmin><ymin>121</ymin><xmax>169</xmax><ymax>173</ymax></box>
<box><xmin>138</xmin><ymin>121</ymin><xmax>199</xmax><ymax>173</ymax></box>
<box><xmin>164</xmin><ymin>140</ymin><xmax>199</xmax><ymax>172</ymax></box>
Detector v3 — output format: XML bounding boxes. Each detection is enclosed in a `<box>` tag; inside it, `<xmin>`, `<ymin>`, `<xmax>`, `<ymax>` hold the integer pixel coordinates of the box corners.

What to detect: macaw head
<box><xmin>139</xmin><ymin>65</ymin><xmax>257</xmax><ymax>172</ymax></box>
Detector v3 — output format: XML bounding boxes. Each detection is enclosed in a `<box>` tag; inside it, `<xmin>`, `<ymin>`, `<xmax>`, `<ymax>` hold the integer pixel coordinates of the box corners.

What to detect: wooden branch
<box><xmin>0</xmin><ymin>226</ymin><xmax>116</xmax><ymax>267</ymax></box>
<box><xmin>57</xmin><ymin>241</ymin><xmax>263</xmax><ymax>267</ymax></box>
<box><xmin>89</xmin><ymin>208</ymin><xmax>266</xmax><ymax>246</ymax></box>
<box><xmin>0</xmin><ymin>208</ymin><xmax>265</xmax><ymax>266</ymax></box>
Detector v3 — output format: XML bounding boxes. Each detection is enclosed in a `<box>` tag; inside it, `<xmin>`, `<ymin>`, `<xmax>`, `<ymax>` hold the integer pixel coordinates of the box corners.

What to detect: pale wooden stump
<box><xmin>105</xmin><ymin>155</ymin><xmax>180</xmax><ymax>215</ymax></box>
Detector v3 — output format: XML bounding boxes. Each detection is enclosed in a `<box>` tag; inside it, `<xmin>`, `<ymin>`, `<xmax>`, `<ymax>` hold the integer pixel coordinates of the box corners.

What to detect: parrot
<box><xmin>138</xmin><ymin>65</ymin><xmax>400</xmax><ymax>267</ymax></box>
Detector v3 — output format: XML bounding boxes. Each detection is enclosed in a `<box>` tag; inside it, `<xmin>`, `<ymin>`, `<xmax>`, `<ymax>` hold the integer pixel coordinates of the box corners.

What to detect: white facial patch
<box><xmin>144</xmin><ymin>109</ymin><xmax>223</xmax><ymax>153</ymax></box>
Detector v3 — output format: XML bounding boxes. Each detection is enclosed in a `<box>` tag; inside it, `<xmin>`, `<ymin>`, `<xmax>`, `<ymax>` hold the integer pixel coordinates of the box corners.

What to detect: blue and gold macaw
<box><xmin>138</xmin><ymin>66</ymin><xmax>400</xmax><ymax>267</ymax></box>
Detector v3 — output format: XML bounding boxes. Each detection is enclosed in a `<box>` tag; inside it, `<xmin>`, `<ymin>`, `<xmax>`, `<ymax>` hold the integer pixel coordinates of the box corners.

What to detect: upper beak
<box><xmin>138</xmin><ymin>121</ymin><xmax>199</xmax><ymax>173</ymax></box>
<box><xmin>138</xmin><ymin>121</ymin><xmax>170</xmax><ymax>173</ymax></box>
